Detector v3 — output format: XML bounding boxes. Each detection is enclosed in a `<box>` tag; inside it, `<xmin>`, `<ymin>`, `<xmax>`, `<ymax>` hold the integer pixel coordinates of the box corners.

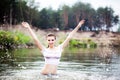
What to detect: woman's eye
<box><xmin>48</xmin><ymin>39</ymin><xmax>55</xmax><ymax>41</ymax></box>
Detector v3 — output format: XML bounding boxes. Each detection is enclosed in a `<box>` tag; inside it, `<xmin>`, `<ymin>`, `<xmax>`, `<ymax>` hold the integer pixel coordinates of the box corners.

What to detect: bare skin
<box><xmin>21</xmin><ymin>20</ymin><xmax>85</xmax><ymax>74</ymax></box>
<box><xmin>41</xmin><ymin>64</ymin><xmax>57</xmax><ymax>74</ymax></box>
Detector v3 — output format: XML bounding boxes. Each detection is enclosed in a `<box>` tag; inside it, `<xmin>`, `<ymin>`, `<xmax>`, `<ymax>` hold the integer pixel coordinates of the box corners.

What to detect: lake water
<box><xmin>0</xmin><ymin>47</ymin><xmax>120</xmax><ymax>80</ymax></box>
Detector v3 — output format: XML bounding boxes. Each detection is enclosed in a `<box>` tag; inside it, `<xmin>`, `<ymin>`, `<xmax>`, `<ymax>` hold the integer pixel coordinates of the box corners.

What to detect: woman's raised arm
<box><xmin>21</xmin><ymin>22</ymin><xmax>44</xmax><ymax>51</ymax></box>
<box><xmin>61</xmin><ymin>20</ymin><xmax>85</xmax><ymax>49</ymax></box>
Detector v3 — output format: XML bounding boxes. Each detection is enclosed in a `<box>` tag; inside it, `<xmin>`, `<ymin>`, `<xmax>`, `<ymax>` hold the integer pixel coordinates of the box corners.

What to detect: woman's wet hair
<box><xmin>46</xmin><ymin>33</ymin><xmax>56</xmax><ymax>40</ymax></box>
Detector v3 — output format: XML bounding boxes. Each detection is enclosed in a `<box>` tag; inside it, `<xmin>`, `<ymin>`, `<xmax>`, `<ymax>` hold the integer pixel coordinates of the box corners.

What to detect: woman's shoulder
<box><xmin>41</xmin><ymin>46</ymin><xmax>47</xmax><ymax>52</ymax></box>
<box><xmin>57</xmin><ymin>44</ymin><xmax>63</xmax><ymax>52</ymax></box>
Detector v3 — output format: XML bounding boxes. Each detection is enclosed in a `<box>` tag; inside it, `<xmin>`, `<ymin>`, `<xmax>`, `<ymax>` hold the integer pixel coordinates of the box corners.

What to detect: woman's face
<box><xmin>46</xmin><ymin>36</ymin><xmax>56</xmax><ymax>48</ymax></box>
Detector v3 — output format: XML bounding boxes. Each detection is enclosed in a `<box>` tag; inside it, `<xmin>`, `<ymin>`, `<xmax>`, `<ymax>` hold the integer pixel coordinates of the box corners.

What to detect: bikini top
<box><xmin>41</xmin><ymin>45</ymin><xmax>63</xmax><ymax>65</ymax></box>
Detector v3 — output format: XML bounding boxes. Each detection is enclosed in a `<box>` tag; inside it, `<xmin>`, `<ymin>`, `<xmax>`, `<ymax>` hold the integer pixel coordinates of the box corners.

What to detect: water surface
<box><xmin>0</xmin><ymin>47</ymin><xmax>120</xmax><ymax>80</ymax></box>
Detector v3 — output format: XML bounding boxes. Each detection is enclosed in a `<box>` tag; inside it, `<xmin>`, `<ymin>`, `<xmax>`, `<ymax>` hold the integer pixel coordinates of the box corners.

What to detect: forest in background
<box><xmin>0</xmin><ymin>0</ymin><xmax>119</xmax><ymax>31</ymax></box>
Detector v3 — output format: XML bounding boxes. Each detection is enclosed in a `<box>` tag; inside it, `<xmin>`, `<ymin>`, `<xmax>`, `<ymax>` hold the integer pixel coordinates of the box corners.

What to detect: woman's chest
<box><xmin>43</xmin><ymin>49</ymin><xmax>61</xmax><ymax>57</ymax></box>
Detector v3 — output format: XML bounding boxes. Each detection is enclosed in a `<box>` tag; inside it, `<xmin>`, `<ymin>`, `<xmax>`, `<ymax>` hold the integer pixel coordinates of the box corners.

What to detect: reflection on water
<box><xmin>0</xmin><ymin>47</ymin><xmax>120</xmax><ymax>80</ymax></box>
<box><xmin>97</xmin><ymin>47</ymin><xmax>114</xmax><ymax>64</ymax></box>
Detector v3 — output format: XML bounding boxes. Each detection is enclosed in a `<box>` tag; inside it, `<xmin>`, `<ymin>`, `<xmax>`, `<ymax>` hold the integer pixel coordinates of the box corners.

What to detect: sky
<box><xmin>34</xmin><ymin>0</ymin><xmax>120</xmax><ymax>31</ymax></box>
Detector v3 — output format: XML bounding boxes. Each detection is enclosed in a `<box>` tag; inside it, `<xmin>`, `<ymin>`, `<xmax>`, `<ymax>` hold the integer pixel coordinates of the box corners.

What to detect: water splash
<box><xmin>0</xmin><ymin>70</ymin><xmax>119</xmax><ymax>80</ymax></box>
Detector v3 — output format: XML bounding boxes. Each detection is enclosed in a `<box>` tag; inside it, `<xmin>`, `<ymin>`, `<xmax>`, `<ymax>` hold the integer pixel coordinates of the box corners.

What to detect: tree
<box><xmin>0</xmin><ymin>0</ymin><xmax>119</xmax><ymax>31</ymax></box>
<box><xmin>71</xmin><ymin>2</ymin><xmax>96</xmax><ymax>31</ymax></box>
<box><xmin>0</xmin><ymin>0</ymin><xmax>14</xmax><ymax>24</ymax></box>
<box><xmin>117</xmin><ymin>22</ymin><xmax>120</xmax><ymax>32</ymax></box>
<box><xmin>61</xmin><ymin>5</ymin><xmax>70</xmax><ymax>29</ymax></box>
<box><xmin>51</xmin><ymin>11</ymin><xmax>61</xmax><ymax>28</ymax></box>
<box><xmin>38</xmin><ymin>8</ymin><xmax>50</xmax><ymax>29</ymax></box>
<box><xmin>0</xmin><ymin>0</ymin><xmax>39</xmax><ymax>25</ymax></box>
<box><xmin>96</xmin><ymin>7</ymin><xmax>119</xmax><ymax>31</ymax></box>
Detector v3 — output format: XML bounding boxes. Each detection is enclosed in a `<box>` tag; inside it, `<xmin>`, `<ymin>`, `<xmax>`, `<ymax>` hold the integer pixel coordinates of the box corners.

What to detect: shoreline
<box><xmin>0</xmin><ymin>25</ymin><xmax>120</xmax><ymax>48</ymax></box>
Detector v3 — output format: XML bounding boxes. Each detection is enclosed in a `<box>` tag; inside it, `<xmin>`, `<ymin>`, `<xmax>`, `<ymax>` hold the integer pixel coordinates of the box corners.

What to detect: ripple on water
<box><xmin>0</xmin><ymin>70</ymin><xmax>119</xmax><ymax>80</ymax></box>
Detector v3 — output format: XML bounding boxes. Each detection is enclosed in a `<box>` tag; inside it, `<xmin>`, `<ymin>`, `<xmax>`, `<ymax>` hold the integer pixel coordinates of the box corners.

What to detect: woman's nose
<box><xmin>50</xmin><ymin>41</ymin><xmax>53</xmax><ymax>43</ymax></box>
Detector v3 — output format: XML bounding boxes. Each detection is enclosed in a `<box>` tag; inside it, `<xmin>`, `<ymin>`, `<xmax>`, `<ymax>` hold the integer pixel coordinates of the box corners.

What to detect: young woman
<box><xmin>21</xmin><ymin>20</ymin><xmax>85</xmax><ymax>75</ymax></box>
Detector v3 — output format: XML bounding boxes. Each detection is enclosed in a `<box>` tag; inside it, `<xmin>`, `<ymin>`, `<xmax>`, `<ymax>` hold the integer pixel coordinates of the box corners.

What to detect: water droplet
<box><xmin>21</xmin><ymin>66</ymin><xmax>26</xmax><ymax>69</ymax></box>
<box><xmin>18</xmin><ymin>64</ymin><xmax>21</xmax><ymax>67</ymax></box>
<box><xmin>106</xmin><ymin>68</ymin><xmax>109</xmax><ymax>71</ymax></box>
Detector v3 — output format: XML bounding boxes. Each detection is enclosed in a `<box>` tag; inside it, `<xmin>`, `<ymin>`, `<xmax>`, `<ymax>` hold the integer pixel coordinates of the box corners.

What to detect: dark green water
<box><xmin>0</xmin><ymin>47</ymin><xmax>120</xmax><ymax>80</ymax></box>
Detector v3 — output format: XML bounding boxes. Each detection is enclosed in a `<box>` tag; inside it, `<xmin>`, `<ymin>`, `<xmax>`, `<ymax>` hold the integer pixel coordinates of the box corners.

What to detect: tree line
<box><xmin>0</xmin><ymin>0</ymin><xmax>119</xmax><ymax>31</ymax></box>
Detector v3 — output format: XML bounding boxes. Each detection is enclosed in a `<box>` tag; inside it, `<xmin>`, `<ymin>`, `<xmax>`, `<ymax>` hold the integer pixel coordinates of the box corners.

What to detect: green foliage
<box><xmin>15</xmin><ymin>31</ymin><xmax>31</xmax><ymax>44</ymax></box>
<box><xmin>69</xmin><ymin>39</ymin><xmax>87</xmax><ymax>48</ymax></box>
<box><xmin>69</xmin><ymin>39</ymin><xmax>97</xmax><ymax>48</ymax></box>
<box><xmin>87</xmin><ymin>39</ymin><xmax>97</xmax><ymax>48</ymax></box>
<box><xmin>0</xmin><ymin>31</ymin><xmax>16</xmax><ymax>49</ymax></box>
<box><xmin>0</xmin><ymin>30</ymin><xmax>31</xmax><ymax>50</ymax></box>
<box><xmin>0</xmin><ymin>50</ymin><xmax>14</xmax><ymax>64</ymax></box>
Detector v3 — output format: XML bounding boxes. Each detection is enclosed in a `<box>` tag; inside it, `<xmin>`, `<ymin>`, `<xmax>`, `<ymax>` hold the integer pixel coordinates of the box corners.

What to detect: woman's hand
<box><xmin>78</xmin><ymin>20</ymin><xmax>85</xmax><ymax>26</ymax></box>
<box><xmin>21</xmin><ymin>22</ymin><xmax>30</xmax><ymax>28</ymax></box>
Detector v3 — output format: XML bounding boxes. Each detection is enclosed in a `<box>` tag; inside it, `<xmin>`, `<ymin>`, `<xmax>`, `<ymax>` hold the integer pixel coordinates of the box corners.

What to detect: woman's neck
<box><xmin>48</xmin><ymin>45</ymin><xmax>55</xmax><ymax>49</ymax></box>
